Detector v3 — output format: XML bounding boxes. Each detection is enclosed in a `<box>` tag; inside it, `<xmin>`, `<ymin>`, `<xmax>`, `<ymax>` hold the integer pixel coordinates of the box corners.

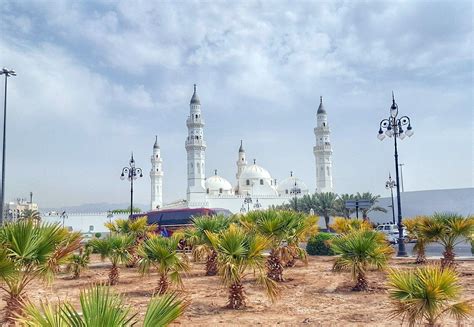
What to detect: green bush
<box><xmin>306</xmin><ymin>232</ymin><xmax>335</xmax><ymax>256</ymax></box>
<box><xmin>94</xmin><ymin>232</ymin><xmax>102</xmax><ymax>239</ymax></box>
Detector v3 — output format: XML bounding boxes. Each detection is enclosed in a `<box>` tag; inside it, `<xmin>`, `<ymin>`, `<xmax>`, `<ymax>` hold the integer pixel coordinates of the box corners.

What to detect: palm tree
<box><xmin>105</xmin><ymin>217</ymin><xmax>157</xmax><ymax>268</ymax></box>
<box><xmin>355</xmin><ymin>192</ymin><xmax>387</xmax><ymax>220</ymax></box>
<box><xmin>89</xmin><ymin>235</ymin><xmax>134</xmax><ymax>285</ymax></box>
<box><xmin>329</xmin><ymin>216</ymin><xmax>372</xmax><ymax>234</ymax></box>
<box><xmin>15</xmin><ymin>285</ymin><xmax>186</xmax><ymax>326</ymax></box>
<box><xmin>334</xmin><ymin>194</ymin><xmax>356</xmax><ymax>218</ymax></box>
<box><xmin>188</xmin><ymin>215</ymin><xmax>230</xmax><ymax>276</ymax></box>
<box><xmin>0</xmin><ymin>220</ymin><xmax>81</xmax><ymax>323</ymax></box>
<box><xmin>313</xmin><ymin>192</ymin><xmax>338</xmax><ymax>230</ymax></box>
<box><xmin>19</xmin><ymin>209</ymin><xmax>41</xmax><ymax>222</ymax></box>
<box><xmin>332</xmin><ymin>230</ymin><xmax>393</xmax><ymax>291</ymax></box>
<box><xmin>421</xmin><ymin>213</ymin><xmax>474</xmax><ymax>268</ymax></box>
<box><xmin>137</xmin><ymin>236</ymin><xmax>190</xmax><ymax>294</ymax></box>
<box><xmin>66</xmin><ymin>246</ymin><xmax>91</xmax><ymax>279</ymax></box>
<box><xmin>387</xmin><ymin>265</ymin><xmax>472</xmax><ymax>326</ymax></box>
<box><xmin>207</xmin><ymin>224</ymin><xmax>279</xmax><ymax>309</ymax></box>
<box><xmin>403</xmin><ymin>216</ymin><xmax>432</xmax><ymax>264</ymax></box>
<box><xmin>241</xmin><ymin>210</ymin><xmax>291</xmax><ymax>282</ymax></box>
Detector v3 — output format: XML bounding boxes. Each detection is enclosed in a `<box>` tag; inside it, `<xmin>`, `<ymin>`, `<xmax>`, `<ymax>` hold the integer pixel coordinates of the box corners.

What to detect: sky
<box><xmin>0</xmin><ymin>0</ymin><xmax>472</xmax><ymax>208</ymax></box>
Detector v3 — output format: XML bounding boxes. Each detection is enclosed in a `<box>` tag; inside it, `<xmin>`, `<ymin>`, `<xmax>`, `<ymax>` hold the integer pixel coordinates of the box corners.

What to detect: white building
<box><xmin>5</xmin><ymin>194</ymin><xmax>39</xmax><ymax>220</ymax></box>
<box><xmin>150</xmin><ymin>85</ymin><xmax>334</xmax><ymax>213</ymax></box>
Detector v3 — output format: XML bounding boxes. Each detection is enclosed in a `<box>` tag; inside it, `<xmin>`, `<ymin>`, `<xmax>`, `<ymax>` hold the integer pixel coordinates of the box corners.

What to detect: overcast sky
<box><xmin>0</xmin><ymin>0</ymin><xmax>472</xmax><ymax>208</ymax></box>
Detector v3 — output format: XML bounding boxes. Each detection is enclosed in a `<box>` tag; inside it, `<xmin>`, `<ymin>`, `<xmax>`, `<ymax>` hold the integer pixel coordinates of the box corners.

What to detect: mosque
<box><xmin>149</xmin><ymin>85</ymin><xmax>333</xmax><ymax>214</ymax></box>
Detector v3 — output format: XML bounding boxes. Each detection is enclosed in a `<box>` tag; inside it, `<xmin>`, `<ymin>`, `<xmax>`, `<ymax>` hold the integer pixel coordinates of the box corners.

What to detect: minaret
<box><xmin>185</xmin><ymin>84</ymin><xmax>207</xmax><ymax>202</ymax></box>
<box><xmin>235</xmin><ymin>140</ymin><xmax>248</xmax><ymax>194</ymax></box>
<box><xmin>150</xmin><ymin>136</ymin><xmax>163</xmax><ymax>210</ymax></box>
<box><xmin>313</xmin><ymin>96</ymin><xmax>334</xmax><ymax>192</ymax></box>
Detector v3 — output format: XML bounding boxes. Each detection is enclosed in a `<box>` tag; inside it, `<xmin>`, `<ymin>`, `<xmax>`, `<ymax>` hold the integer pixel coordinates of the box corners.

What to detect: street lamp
<box><xmin>243</xmin><ymin>194</ymin><xmax>253</xmax><ymax>212</ymax></box>
<box><xmin>0</xmin><ymin>68</ymin><xmax>16</xmax><ymax>225</ymax></box>
<box><xmin>377</xmin><ymin>92</ymin><xmax>414</xmax><ymax>257</ymax></box>
<box><xmin>289</xmin><ymin>172</ymin><xmax>301</xmax><ymax>211</ymax></box>
<box><xmin>120</xmin><ymin>153</ymin><xmax>143</xmax><ymax>218</ymax></box>
<box><xmin>60</xmin><ymin>211</ymin><xmax>68</xmax><ymax>227</ymax></box>
<box><xmin>385</xmin><ymin>173</ymin><xmax>396</xmax><ymax>225</ymax></box>
<box><xmin>253</xmin><ymin>199</ymin><xmax>262</xmax><ymax>210</ymax></box>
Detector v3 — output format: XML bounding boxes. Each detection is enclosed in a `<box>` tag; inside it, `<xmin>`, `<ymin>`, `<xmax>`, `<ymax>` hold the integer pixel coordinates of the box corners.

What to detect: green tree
<box><xmin>0</xmin><ymin>220</ymin><xmax>81</xmax><ymax>323</ymax></box>
<box><xmin>137</xmin><ymin>236</ymin><xmax>190</xmax><ymax>294</ymax></box>
<box><xmin>332</xmin><ymin>230</ymin><xmax>393</xmax><ymax>291</ymax></box>
<box><xmin>207</xmin><ymin>224</ymin><xmax>280</xmax><ymax>309</ymax></box>
<box><xmin>314</xmin><ymin>192</ymin><xmax>338</xmax><ymax>230</ymax></box>
<box><xmin>403</xmin><ymin>216</ymin><xmax>432</xmax><ymax>264</ymax></box>
<box><xmin>66</xmin><ymin>246</ymin><xmax>92</xmax><ymax>279</ymax></box>
<box><xmin>334</xmin><ymin>193</ymin><xmax>356</xmax><ymax>218</ymax></box>
<box><xmin>16</xmin><ymin>285</ymin><xmax>186</xmax><ymax>327</ymax></box>
<box><xmin>387</xmin><ymin>265</ymin><xmax>472</xmax><ymax>326</ymax></box>
<box><xmin>89</xmin><ymin>236</ymin><xmax>134</xmax><ymax>285</ymax></box>
<box><xmin>421</xmin><ymin>213</ymin><xmax>474</xmax><ymax>268</ymax></box>
<box><xmin>282</xmin><ymin>211</ymin><xmax>318</xmax><ymax>267</ymax></box>
<box><xmin>19</xmin><ymin>209</ymin><xmax>41</xmax><ymax>222</ymax></box>
<box><xmin>355</xmin><ymin>192</ymin><xmax>387</xmax><ymax>220</ymax></box>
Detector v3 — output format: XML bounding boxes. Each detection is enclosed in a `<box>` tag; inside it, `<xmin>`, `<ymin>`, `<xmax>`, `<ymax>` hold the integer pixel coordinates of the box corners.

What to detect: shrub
<box><xmin>95</xmin><ymin>232</ymin><xmax>102</xmax><ymax>238</ymax></box>
<box><xmin>306</xmin><ymin>233</ymin><xmax>335</xmax><ymax>256</ymax></box>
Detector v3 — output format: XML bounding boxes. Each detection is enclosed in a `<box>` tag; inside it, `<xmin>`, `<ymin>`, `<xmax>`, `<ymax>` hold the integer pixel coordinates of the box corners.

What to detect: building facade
<box><xmin>313</xmin><ymin>96</ymin><xmax>334</xmax><ymax>192</ymax></box>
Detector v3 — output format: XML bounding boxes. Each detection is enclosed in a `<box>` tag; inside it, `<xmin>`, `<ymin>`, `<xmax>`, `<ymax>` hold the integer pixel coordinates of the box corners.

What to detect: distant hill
<box><xmin>41</xmin><ymin>202</ymin><xmax>147</xmax><ymax>214</ymax></box>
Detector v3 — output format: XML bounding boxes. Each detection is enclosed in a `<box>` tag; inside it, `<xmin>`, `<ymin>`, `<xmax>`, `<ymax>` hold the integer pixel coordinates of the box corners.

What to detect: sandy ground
<box><xmin>1</xmin><ymin>255</ymin><xmax>473</xmax><ymax>326</ymax></box>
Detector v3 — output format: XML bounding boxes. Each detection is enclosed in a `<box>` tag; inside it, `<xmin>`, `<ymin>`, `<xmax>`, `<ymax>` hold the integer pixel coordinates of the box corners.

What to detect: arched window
<box><xmin>260</xmin><ymin>179</ymin><xmax>264</xmax><ymax>185</ymax></box>
<box><xmin>323</xmin><ymin>122</ymin><xmax>326</xmax><ymax>126</ymax></box>
<box><xmin>246</xmin><ymin>179</ymin><xmax>250</xmax><ymax>186</ymax></box>
<box><xmin>219</xmin><ymin>188</ymin><xmax>223</xmax><ymax>194</ymax></box>
<box><xmin>327</xmin><ymin>167</ymin><xmax>330</xmax><ymax>176</ymax></box>
<box><xmin>206</xmin><ymin>188</ymin><xmax>209</xmax><ymax>194</ymax></box>
<box><xmin>195</xmin><ymin>136</ymin><xmax>199</xmax><ymax>140</ymax></box>
<box><xmin>195</xmin><ymin>114</ymin><xmax>198</xmax><ymax>119</ymax></box>
<box><xmin>285</xmin><ymin>190</ymin><xmax>289</xmax><ymax>194</ymax></box>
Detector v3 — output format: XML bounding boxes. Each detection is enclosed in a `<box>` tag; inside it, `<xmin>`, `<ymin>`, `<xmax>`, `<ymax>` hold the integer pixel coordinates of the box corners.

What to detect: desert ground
<box><xmin>1</xmin><ymin>255</ymin><xmax>473</xmax><ymax>326</ymax></box>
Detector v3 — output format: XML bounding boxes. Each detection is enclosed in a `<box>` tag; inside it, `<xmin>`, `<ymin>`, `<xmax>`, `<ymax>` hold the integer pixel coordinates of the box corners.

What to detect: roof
<box><xmin>317</xmin><ymin>96</ymin><xmax>326</xmax><ymax>114</ymax></box>
<box><xmin>190</xmin><ymin>84</ymin><xmax>200</xmax><ymax>105</ymax></box>
<box><xmin>240</xmin><ymin>163</ymin><xmax>272</xmax><ymax>180</ymax></box>
<box><xmin>205</xmin><ymin>174</ymin><xmax>233</xmax><ymax>191</ymax></box>
<box><xmin>153</xmin><ymin>135</ymin><xmax>159</xmax><ymax>149</ymax></box>
<box><xmin>239</xmin><ymin>140</ymin><xmax>244</xmax><ymax>153</ymax></box>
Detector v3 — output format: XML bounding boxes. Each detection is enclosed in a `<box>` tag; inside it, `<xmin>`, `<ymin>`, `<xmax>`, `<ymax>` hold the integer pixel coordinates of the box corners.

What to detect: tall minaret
<box><xmin>235</xmin><ymin>140</ymin><xmax>247</xmax><ymax>193</ymax></box>
<box><xmin>150</xmin><ymin>136</ymin><xmax>163</xmax><ymax>210</ymax></box>
<box><xmin>185</xmin><ymin>84</ymin><xmax>207</xmax><ymax>202</ymax></box>
<box><xmin>313</xmin><ymin>96</ymin><xmax>334</xmax><ymax>192</ymax></box>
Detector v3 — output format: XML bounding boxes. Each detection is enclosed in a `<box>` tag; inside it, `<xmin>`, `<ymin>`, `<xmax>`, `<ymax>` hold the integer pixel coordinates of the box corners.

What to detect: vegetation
<box><xmin>0</xmin><ymin>220</ymin><xmax>81</xmax><ymax>323</ymax></box>
<box><xmin>89</xmin><ymin>235</ymin><xmax>134</xmax><ymax>285</ymax></box>
<box><xmin>66</xmin><ymin>246</ymin><xmax>92</xmax><ymax>279</ymax></box>
<box><xmin>387</xmin><ymin>265</ymin><xmax>472</xmax><ymax>326</ymax></box>
<box><xmin>334</xmin><ymin>194</ymin><xmax>356</xmax><ymax>218</ymax></box>
<box><xmin>207</xmin><ymin>224</ymin><xmax>279</xmax><ymax>309</ymax></box>
<box><xmin>306</xmin><ymin>233</ymin><xmax>335</xmax><ymax>256</ymax></box>
<box><xmin>330</xmin><ymin>217</ymin><xmax>372</xmax><ymax>234</ymax></box>
<box><xmin>421</xmin><ymin>213</ymin><xmax>474</xmax><ymax>268</ymax></box>
<box><xmin>137</xmin><ymin>236</ymin><xmax>190</xmax><ymax>294</ymax></box>
<box><xmin>186</xmin><ymin>215</ymin><xmax>230</xmax><ymax>276</ymax></box>
<box><xmin>111</xmin><ymin>207</ymin><xmax>143</xmax><ymax>214</ymax></box>
<box><xmin>403</xmin><ymin>216</ymin><xmax>432</xmax><ymax>264</ymax></box>
<box><xmin>19</xmin><ymin>209</ymin><xmax>41</xmax><ymax>222</ymax></box>
<box><xmin>282</xmin><ymin>211</ymin><xmax>317</xmax><ymax>267</ymax></box>
<box><xmin>15</xmin><ymin>285</ymin><xmax>186</xmax><ymax>327</ymax></box>
<box><xmin>313</xmin><ymin>192</ymin><xmax>338</xmax><ymax>230</ymax></box>
<box><xmin>332</xmin><ymin>230</ymin><xmax>393</xmax><ymax>291</ymax></box>
<box><xmin>355</xmin><ymin>192</ymin><xmax>387</xmax><ymax>220</ymax></box>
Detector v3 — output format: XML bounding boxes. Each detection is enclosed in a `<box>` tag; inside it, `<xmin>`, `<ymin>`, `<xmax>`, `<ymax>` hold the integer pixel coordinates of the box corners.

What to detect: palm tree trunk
<box><xmin>441</xmin><ymin>246</ymin><xmax>455</xmax><ymax>269</ymax></box>
<box><xmin>126</xmin><ymin>247</ymin><xmax>138</xmax><ymax>268</ymax></box>
<box><xmin>285</xmin><ymin>256</ymin><xmax>296</xmax><ymax>268</ymax></box>
<box><xmin>156</xmin><ymin>273</ymin><xmax>169</xmax><ymax>295</ymax></box>
<box><xmin>227</xmin><ymin>282</ymin><xmax>245</xmax><ymax>309</ymax></box>
<box><xmin>266</xmin><ymin>249</ymin><xmax>284</xmax><ymax>282</ymax></box>
<box><xmin>352</xmin><ymin>271</ymin><xmax>368</xmax><ymax>291</ymax></box>
<box><xmin>324</xmin><ymin>215</ymin><xmax>330</xmax><ymax>230</ymax></box>
<box><xmin>206</xmin><ymin>249</ymin><xmax>218</xmax><ymax>276</ymax></box>
<box><xmin>415</xmin><ymin>243</ymin><xmax>426</xmax><ymax>264</ymax></box>
<box><xmin>3</xmin><ymin>293</ymin><xmax>24</xmax><ymax>324</ymax></box>
<box><xmin>109</xmin><ymin>263</ymin><xmax>119</xmax><ymax>285</ymax></box>
<box><xmin>73</xmin><ymin>266</ymin><xmax>80</xmax><ymax>279</ymax></box>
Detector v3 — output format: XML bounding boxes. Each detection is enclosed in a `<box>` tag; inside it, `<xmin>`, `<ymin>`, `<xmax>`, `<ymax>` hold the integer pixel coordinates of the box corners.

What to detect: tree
<box><xmin>334</xmin><ymin>194</ymin><xmax>356</xmax><ymax>218</ymax></box>
<box><xmin>19</xmin><ymin>209</ymin><xmax>41</xmax><ymax>222</ymax></box>
<box><xmin>387</xmin><ymin>266</ymin><xmax>472</xmax><ymax>326</ymax></box>
<box><xmin>330</xmin><ymin>216</ymin><xmax>372</xmax><ymax>234</ymax></box>
<box><xmin>15</xmin><ymin>285</ymin><xmax>186</xmax><ymax>327</ymax></box>
<box><xmin>355</xmin><ymin>192</ymin><xmax>387</xmax><ymax>220</ymax></box>
<box><xmin>313</xmin><ymin>192</ymin><xmax>338</xmax><ymax>230</ymax></box>
<box><xmin>207</xmin><ymin>224</ymin><xmax>279</xmax><ymax>309</ymax></box>
<box><xmin>420</xmin><ymin>213</ymin><xmax>474</xmax><ymax>268</ymax></box>
<box><xmin>137</xmin><ymin>236</ymin><xmax>190</xmax><ymax>294</ymax></box>
<box><xmin>332</xmin><ymin>230</ymin><xmax>393</xmax><ymax>291</ymax></box>
<box><xmin>89</xmin><ymin>235</ymin><xmax>134</xmax><ymax>285</ymax></box>
<box><xmin>66</xmin><ymin>246</ymin><xmax>91</xmax><ymax>279</ymax></box>
<box><xmin>188</xmin><ymin>215</ymin><xmax>230</xmax><ymax>276</ymax></box>
<box><xmin>403</xmin><ymin>216</ymin><xmax>432</xmax><ymax>264</ymax></box>
<box><xmin>0</xmin><ymin>220</ymin><xmax>81</xmax><ymax>323</ymax></box>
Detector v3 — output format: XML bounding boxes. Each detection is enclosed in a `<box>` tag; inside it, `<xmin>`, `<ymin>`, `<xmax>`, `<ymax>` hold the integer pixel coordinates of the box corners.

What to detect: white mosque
<box><xmin>149</xmin><ymin>85</ymin><xmax>333</xmax><ymax>214</ymax></box>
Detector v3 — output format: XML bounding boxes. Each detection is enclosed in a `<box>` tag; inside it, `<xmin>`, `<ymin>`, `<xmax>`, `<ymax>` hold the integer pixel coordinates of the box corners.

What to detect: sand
<box><xmin>1</xmin><ymin>255</ymin><xmax>473</xmax><ymax>326</ymax></box>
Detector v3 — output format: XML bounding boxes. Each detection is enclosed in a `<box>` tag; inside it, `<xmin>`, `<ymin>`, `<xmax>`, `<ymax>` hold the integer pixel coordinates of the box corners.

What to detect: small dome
<box><xmin>190</xmin><ymin>84</ymin><xmax>200</xmax><ymax>105</ymax></box>
<box><xmin>205</xmin><ymin>174</ymin><xmax>233</xmax><ymax>193</ymax></box>
<box><xmin>317</xmin><ymin>96</ymin><xmax>326</xmax><ymax>114</ymax></box>
<box><xmin>277</xmin><ymin>175</ymin><xmax>309</xmax><ymax>195</ymax></box>
<box><xmin>240</xmin><ymin>164</ymin><xmax>272</xmax><ymax>180</ymax></box>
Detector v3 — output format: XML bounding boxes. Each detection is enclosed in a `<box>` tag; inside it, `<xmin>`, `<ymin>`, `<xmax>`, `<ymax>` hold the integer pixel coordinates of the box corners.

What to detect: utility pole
<box><xmin>398</xmin><ymin>163</ymin><xmax>405</xmax><ymax>192</ymax></box>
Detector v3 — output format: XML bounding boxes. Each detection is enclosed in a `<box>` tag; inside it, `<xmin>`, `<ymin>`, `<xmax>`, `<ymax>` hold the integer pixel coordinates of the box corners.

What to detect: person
<box><xmin>160</xmin><ymin>226</ymin><xmax>169</xmax><ymax>238</ymax></box>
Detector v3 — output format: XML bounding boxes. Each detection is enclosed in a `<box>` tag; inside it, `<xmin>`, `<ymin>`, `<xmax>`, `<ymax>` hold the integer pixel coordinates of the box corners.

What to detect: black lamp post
<box><xmin>385</xmin><ymin>173</ymin><xmax>396</xmax><ymax>225</ymax></box>
<box><xmin>0</xmin><ymin>68</ymin><xmax>16</xmax><ymax>224</ymax></box>
<box><xmin>120</xmin><ymin>153</ymin><xmax>143</xmax><ymax>218</ymax></box>
<box><xmin>378</xmin><ymin>93</ymin><xmax>414</xmax><ymax>257</ymax></box>
<box><xmin>289</xmin><ymin>172</ymin><xmax>301</xmax><ymax>211</ymax></box>
<box><xmin>60</xmin><ymin>211</ymin><xmax>68</xmax><ymax>228</ymax></box>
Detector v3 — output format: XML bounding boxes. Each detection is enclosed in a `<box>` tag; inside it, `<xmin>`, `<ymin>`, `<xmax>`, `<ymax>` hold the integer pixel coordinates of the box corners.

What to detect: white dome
<box><xmin>205</xmin><ymin>175</ymin><xmax>233</xmax><ymax>193</ymax></box>
<box><xmin>277</xmin><ymin>176</ymin><xmax>309</xmax><ymax>196</ymax></box>
<box><xmin>240</xmin><ymin>164</ymin><xmax>272</xmax><ymax>180</ymax></box>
